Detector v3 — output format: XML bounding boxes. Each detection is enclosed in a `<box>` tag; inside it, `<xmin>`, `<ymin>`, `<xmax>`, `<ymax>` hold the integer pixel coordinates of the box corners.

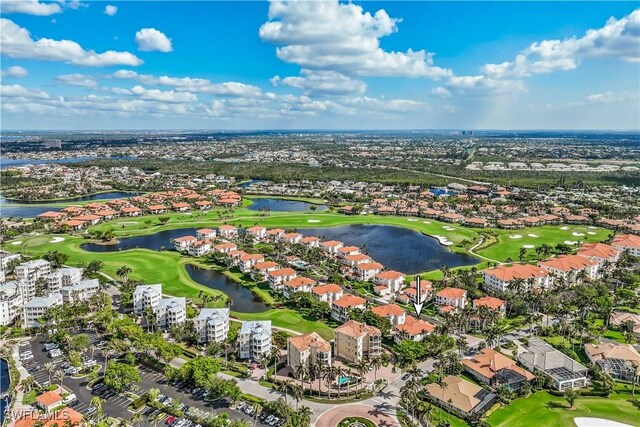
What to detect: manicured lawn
<box><xmin>486</xmin><ymin>391</ymin><xmax>639</xmax><ymax>427</ymax></box>
<box><xmin>234</xmin><ymin>309</ymin><xmax>334</xmax><ymax>340</ymax></box>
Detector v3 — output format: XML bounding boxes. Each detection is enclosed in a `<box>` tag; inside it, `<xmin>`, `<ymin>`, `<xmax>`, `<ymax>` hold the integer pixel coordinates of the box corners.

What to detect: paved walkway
<box><xmin>315</xmin><ymin>404</ymin><xmax>398</xmax><ymax>427</ymax></box>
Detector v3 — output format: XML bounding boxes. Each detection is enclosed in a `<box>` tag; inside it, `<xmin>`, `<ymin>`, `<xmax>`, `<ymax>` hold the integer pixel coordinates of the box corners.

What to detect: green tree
<box><xmin>104</xmin><ymin>361</ymin><xmax>141</xmax><ymax>392</ymax></box>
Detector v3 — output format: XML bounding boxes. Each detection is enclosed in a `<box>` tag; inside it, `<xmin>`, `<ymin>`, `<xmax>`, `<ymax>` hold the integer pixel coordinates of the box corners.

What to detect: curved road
<box><xmin>315</xmin><ymin>404</ymin><xmax>398</xmax><ymax>427</ymax></box>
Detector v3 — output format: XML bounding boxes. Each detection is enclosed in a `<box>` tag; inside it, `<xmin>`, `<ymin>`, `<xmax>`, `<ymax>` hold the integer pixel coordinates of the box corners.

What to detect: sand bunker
<box><xmin>433</xmin><ymin>235</ymin><xmax>453</xmax><ymax>246</ymax></box>
<box><xmin>588</xmin><ymin>226</ymin><xmax>597</xmax><ymax>229</ymax></box>
<box><xmin>572</xmin><ymin>232</ymin><xmax>585</xmax><ymax>237</ymax></box>
<box><xmin>49</xmin><ymin>237</ymin><xmax>65</xmax><ymax>243</ymax></box>
<box><xmin>407</xmin><ymin>218</ymin><xmax>418</xmax><ymax>222</ymax></box>
<box><xmin>564</xmin><ymin>240</ymin><xmax>578</xmax><ymax>245</ymax></box>
<box><xmin>527</xmin><ymin>234</ymin><xmax>539</xmax><ymax>238</ymax></box>
<box><xmin>117</xmin><ymin>221</ymin><xmax>138</xmax><ymax>225</ymax></box>
<box><xmin>422</xmin><ymin>221</ymin><xmax>431</xmax><ymax>224</ymax></box>
<box><xmin>522</xmin><ymin>244</ymin><xmax>535</xmax><ymax>249</ymax></box>
<box><xmin>443</xmin><ymin>226</ymin><xmax>455</xmax><ymax>231</ymax></box>
<box><xmin>587</xmin><ymin>232</ymin><xmax>597</xmax><ymax>235</ymax></box>
<box><xmin>560</xmin><ymin>226</ymin><xmax>570</xmax><ymax>230</ymax></box>
<box><xmin>11</xmin><ymin>241</ymin><xmax>22</xmax><ymax>245</ymax></box>
<box><xmin>509</xmin><ymin>235</ymin><xmax>523</xmax><ymax>239</ymax></box>
<box><xmin>307</xmin><ymin>220</ymin><xmax>320</xmax><ymax>223</ymax></box>
<box><xmin>574</xmin><ymin>418</ymin><xmax>633</xmax><ymax>427</ymax></box>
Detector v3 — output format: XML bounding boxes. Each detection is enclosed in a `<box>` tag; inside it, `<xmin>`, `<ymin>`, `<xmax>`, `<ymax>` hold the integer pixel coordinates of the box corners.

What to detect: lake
<box><xmin>248</xmin><ymin>198</ymin><xmax>327</xmax><ymax>212</ymax></box>
<box><xmin>185</xmin><ymin>265</ymin><xmax>268</xmax><ymax>313</ymax></box>
<box><xmin>299</xmin><ymin>224</ymin><xmax>478</xmax><ymax>274</ymax></box>
<box><xmin>82</xmin><ymin>223</ymin><xmax>477</xmax><ymax>275</ymax></box>
<box><xmin>0</xmin><ymin>156</ymin><xmax>137</xmax><ymax>168</ymax></box>
<box><xmin>0</xmin><ymin>191</ymin><xmax>138</xmax><ymax>218</ymax></box>
<box><xmin>0</xmin><ymin>358</ymin><xmax>9</xmax><ymax>425</ymax></box>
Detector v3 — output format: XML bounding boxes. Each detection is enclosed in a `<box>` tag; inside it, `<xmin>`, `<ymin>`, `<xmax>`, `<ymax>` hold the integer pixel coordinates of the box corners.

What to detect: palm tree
<box><xmin>131</xmin><ymin>411</ymin><xmax>143</xmax><ymax>427</ymax></box>
<box><xmin>44</xmin><ymin>361</ymin><xmax>55</xmax><ymax>385</ymax></box>
<box><xmin>370</xmin><ymin>357</ymin><xmax>382</xmax><ymax>383</ymax></box>
<box><xmin>293</xmin><ymin>364</ymin><xmax>307</xmax><ymax>391</ymax></box>
<box><xmin>277</xmin><ymin>380</ymin><xmax>290</xmax><ymax>403</ymax></box>
<box><xmin>116</xmin><ymin>265</ymin><xmax>132</xmax><ymax>283</ymax></box>
<box><xmin>291</xmin><ymin>383</ymin><xmax>304</xmax><ymax>410</ymax></box>
<box><xmin>356</xmin><ymin>359</ymin><xmax>369</xmax><ymax>394</ymax></box>
<box><xmin>323</xmin><ymin>365</ymin><xmax>337</xmax><ymax>399</ymax></box>
<box><xmin>298</xmin><ymin>406</ymin><xmax>312</xmax><ymax>426</ymax></box>
<box><xmin>90</xmin><ymin>396</ymin><xmax>103</xmax><ymax>417</ymax></box>
<box><xmin>54</xmin><ymin>369</ymin><xmax>64</xmax><ymax>389</ymax></box>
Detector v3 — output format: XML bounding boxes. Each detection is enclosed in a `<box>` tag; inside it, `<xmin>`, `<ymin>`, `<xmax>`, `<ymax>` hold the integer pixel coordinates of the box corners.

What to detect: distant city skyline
<box><xmin>1</xmin><ymin>1</ymin><xmax>639</xmax><ymax>130</ymax></box>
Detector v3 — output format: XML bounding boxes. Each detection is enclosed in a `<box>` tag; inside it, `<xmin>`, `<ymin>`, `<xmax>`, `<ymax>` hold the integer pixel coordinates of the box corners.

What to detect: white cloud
<box><xmin>259</xmin><ymin>0</ymin><xmax>451</xmax><ymax>78</ymax></box>
<box><xmin>111</xmin><ymin>70</ymin><xmax>262</xmax><ymax>97</ymax></box>
<box><xmin>0</xmin><ymin>18</ymin><xmax>143</xmax><ymax>67</ymax></box>
<box><xmin>272</xmin><ymin>69</ymin><xmax>367</xmax><ymax>96</ymax></box>
<box><xmin>0</xmin><ymin>0</ymin><xmax>62</xmax><ymax>16</ymax></box>
<box><xmin>1</xmin><ymin>84</ymin><xmax>49</xmax><ymax>98</ymax></box>
<box><xmin>134</xmin><ymin>28</ymin><xmax>173</xmax><ymax>53</ymax></box>
<box><xmin>1</xmin><ymin>65</ymin><xmax>28</xmax><ymax>78</ymax></box>
<box><xmin>130</xmin><ymin>85</ymin><xmax>197</xmax><ymax>103</ymax></box>
<box><xmin>56</xmin><ymin>73</ymin><xmax>98</xmax><ymax>88</ymax></box>
<box><xmin>104</xmin><ymin>5</ymin><xmax>118</xmax><ymax>16</ymax></box>
<box><xmin>484</xmin><ymin>9</ymin><xmax>640</xmax><ymax>78</ymax></box>
<box><xmin>445</xmin><ymin>75</ymin><xmax>526</xmax><ymax>96</ymax></box>
<box><xmin>431</xmin><ymin>87</ymin><xmax>452</xmax><ymax>99</ymax></box>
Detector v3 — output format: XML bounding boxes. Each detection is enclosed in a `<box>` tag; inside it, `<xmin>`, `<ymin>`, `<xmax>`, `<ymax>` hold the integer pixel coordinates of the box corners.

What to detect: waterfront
<box><xmin>247</xmin><ymin>198</ymin><xmax>327</xmax><ymax>212</ymax></box>
<box><xmin>0</xmin><ymin>358</ymin><xmax>9</xmax><ymax>425</ymax></box>
<box><xmin>0</xmin><ymin>192</ymin><xmax>138</xmax><ymax>218</ymax></box>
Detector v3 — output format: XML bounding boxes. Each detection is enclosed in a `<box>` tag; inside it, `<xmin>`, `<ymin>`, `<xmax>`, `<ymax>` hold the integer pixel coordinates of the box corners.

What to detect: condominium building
<box><xmin>0</xmin><ymin>251</ymin><xmax>20</xmax><ymax>271</ymax></box>
<box><xmin>287</xmin><ymin>332</ymin><xmax>331</xmax><ymax>371</ymax></box>
<box><xmin>60</xmin><ymin>279</ymin><xmax>100</xmax><ymax>304</ymax></box>
<box><xmin>311</xmin><ymin>283</ymin><xmax>343</xmax><ymax>303</ymax></box>
<box><xmin>47</xmin><ymin>267</ymin><xmax>83</xmax><ymax>292</ymax></box>
<box><xmin>612</xmin><ymin>234</ymin><xmax>640</xmax><ymax>257</ymax></box>
<box><xmin>15</xmin><ymin>259</ymin><xmax>51</xmax><ymax>284</ymax></box>
<box><xmin>133</xmin><ymin>284</ymin><xmax>163</xmax><ymax>314</ymax></box>
<box><xmin>538</xmin><ymin>255</ymin><xmax>599</xmax><ymax>285</ymax></box>
<box><xmin>482</xmin><ymin>264</ymin><xmax>551</xmax><ymax>293</ymax></box>
<box><xmin>0</xmin><ymin>281</ymin><xmax>24</xmax><ymax>326</ymax></box>
<box><xmin>195</xmin><ymin>308</ymin><xmax>230</xmax><ymax>344</ymax></box>
<box><xmin>239</xmin><ymin>320</ymin><xmax>272</xmax><ymax>360</ymax></box>
<box><xmin>435</xmin><ymin>287</ymin><xmax>467</xmax><ymax>310</ymax></box>
<box><xmin>334</xmin><ymin>320</ymin><xmax>381</xmax><ymax>363</ymax></box>
<box><xmin>23</xmin><ymin>293</ymin><xmax>63</xmax><ymax>328</ymax></box>
<box><xmin>154</xmin><ymin>297</ymin><xmax>187</xmax><ymax>329</ymax></box>
<box><xmin>331</xmin><ymin>294</ymin><xmax>366</xmax><ymax>323</ymax></box>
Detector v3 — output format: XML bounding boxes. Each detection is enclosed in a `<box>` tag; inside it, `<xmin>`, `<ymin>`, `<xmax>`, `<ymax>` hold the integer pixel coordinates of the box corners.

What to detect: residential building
<box><xmin>282</xmin><ymin>277</ymin><xmax>316</xmax><ymax>298</ymax></box>
<box><xmin>133</xmin><ymin>284</ymin><xmax>163</xmax><ymax>315</ymax></box>
<box><xmin>338</xmin><ymin>246</ymin><xmax>361</xmax><ymax>258</ymax></box>
<box><xmin>246</xmin><ymin>226</ymin><xmax>267</xmax><ymax>241</ymax></box>
<box><xmin>287</xmin><ymin>332</ymin><xmax>331</xmax><ymax>371</ymax></box>
<box><xmin>173</xmin><ymin>236</ymin><xmax>197</xmax><ymax>251</ymax></box>
<box><xmin>218</xmin><ymin>225</ymin><xmax>238</xmax><ymax>238</ymax></box>
<box><xmin>252</xmin><ymin>261</ymin><xmax>279</xmax><ymax>281</ymax></box>
<box><xmin>312</xmin><ymin>283</ymin><xmax>343</xmax><ymax>303</ymax></box>
<box><xmin>47</xmin><ymin>267</ymin><xmax>83</xmax><ymax>292</ymax></box>
<box><xmin>23</xmin><ymin>293</ymin><xmax>63</xmax><ymax>328</ymax></box>
<box><xmin>370</xmin><ymin>304</ymin><xmax>406</xmax><ymax>326</ymax></box>
<box><xmin>518</xmin><ymin>337</ymin><xmax>588</xmax><ymax>390</ymax></box>
<box><xmin>331</xmin><ymin>294</ymin><xmax>366</xmax><ymax>322</ymax></box>
<box><xmin>424</xmin><ymin>376</ymin><xmax>497</xmax><ymax>419</ymax></box>
<box><xmin>238</xmin><ymin>254</ymin><xmax>265</xmax><ymax>273</ymax></box>
<box><xmin>334</xmin><ymin>320</ymin><xmax>381</xmax><ymax>362</ymax></box>
<box><xmin>154</xmin><ymin>297</ymin><xmax>187</xmax><ymax>329</ymax></box>
<box><xmin>462</xmin><ymin>348</ymin><xmax>534</xmax><ymax>390</ymax></box>
<box><xmin>60</xmin><ymin>279</ymin><xmax>100</xmax><ymax>303</ymax></box>
<box><xmin>482</xmin><ymin>264</ymin><xmax>551</xmax><ymax>293</ymax></box>
<box><xmin>196</xmin><ymin>228</ymin><xmax>217</xmax><ymax>241</ymax></box>
<box><xmin>195</xmin><ymin>308</ymin><xmax>230</xmax><ymax>344</ymax></box>
<box><xmin>188</xmin><ymin>240</ymin><xmax>212</xmax><ymax>257</ymax></box>
<box><xmin>356</xmin><ymin>262</ymin><xmax>384</xmax><ymax>281</ymax></box>
<box><xmin>473</xmin><ymin>296</ymin><xmax>506</xmax><ymax>314</ymax></box>
<box><xmin>538</xmin><ymin>255</ymin><xmax>599</xmax><ymax>285</ymax></box>
<box><xmin>373</xmin><ymin>270</ymin><xmax>406</xmax><ymax>293</ymax></box>
<box><xmin>320</xmin><ymin>240</ymin><xmax>343</xmax><ymax>255</ymax></box>
<box><xmin>268</xmin><ymin>268</ymin><xmax>297</xmax><ymax>290</ymax></box>
<box><xmin>612</xmin><ymin>234</ymin><xmax>640</xmax><ymax>257</ymax></box>
<box><xmin>282</xmin><ymin>232</ymin><xmax>303</xmax><ymax>244</ymax></box>
<box><xmin>394</xmin><ymin>316</ymin><xmax>435</xmax><ymax>342</ymax></box>
<box><xmin>584</xmin><ymin>342</ymin><xmax>640</xmax><ymax>382</ymax></box>
<box><xmin>435</xmin><ymin>287</ymin><xmax>467</xmax><ymax>310</ymax></box>
<box><xmin>239</xmin><ymin>320</ymin><xmax>272</xmax><ymax>360</ymax></box>
<box><xmin>0</xmin><ymin>281</ymin><xmax>23</xmax><ymax>326</ymax></box>
<box><xmin>16</xmin><ymin>259</ymin><xmax>51</xmax><ymax>284</ymax></box>
<box><xmin>609</xmin><ymin>311</ymin><xmax>640</xmax><ymax>336</ymax></box>
<box><xmin>214</xmin><ymin>242</ymin><xmax>237</xmax><ymax>254</ymax></box>
<box><xmin>577</xmin><ymin>242</ymin><xmax>620</xmax><ymax>267</ymax></box>
<box><xmin>35</xmin><ymin>390</ymin><xmax>63</xmax><ymax>413</ymax></box>
<box><xmin>0</xmin><ymin>251</ymin><xmax>20</xmax><ymax>270</ymax></box>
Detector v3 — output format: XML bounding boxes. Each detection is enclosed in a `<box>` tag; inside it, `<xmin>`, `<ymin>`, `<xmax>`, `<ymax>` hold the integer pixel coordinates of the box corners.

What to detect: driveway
<box><xmin>315</xmin><ymin>404</ymin><xmax>398</xmax><ymax>427</ymax></box>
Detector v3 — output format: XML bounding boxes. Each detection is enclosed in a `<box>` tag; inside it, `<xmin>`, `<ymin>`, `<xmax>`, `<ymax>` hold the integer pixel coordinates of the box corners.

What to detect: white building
<box><xmin>0</xmin><ymin>251</ymin><xmax>20</xmax><ymax>271</ymax></box>
<box><xmin>60</xmin><ymin>279</ymin><xmax>100</xmax><ymax>304</ymax></box>
<box><xmin>195</xmin><ymin>308</ymin><xmax>230</xmax><ymax>344</ymax></box>
<box><xmin>133</xmin><ymin>284</ymin><xmax>163</xmax><ymax>315</ymax></box>
<box><xmin>538</xmin><ymin>255</ymin><xmax>599</xmax><ymax>286</ymax></box>
<box><xmin>0</xmin><ymin>281</ymin><xmax>24</xmax><ymax>326</ymax></box>
<box><xmin>155</xmin><ymin>297</ymin><xmax>187</xmax><ymax>329</ymax></box>
<box><xmin>47</xmin><ymin>267</ymin><xmax>83</xmax><ymax>292</ymax></box>
<box><xmin>16</xmin><ymin>259</ymin><xmax>51</xmax><ymax>284</ymax></box>
<box><xmin>482</xmin><ymin>264</ymin><xmax>552</xmax><ymax>293</ymax></box>
<box><xmin>239</xmin><ymin>320</ymin><xmax>272</xmax><ymax>360</ymax></box>
<box><xmin>23</xmin><ymin>293</ymin><xmax>63</xmax><ymax>328</ymax></box>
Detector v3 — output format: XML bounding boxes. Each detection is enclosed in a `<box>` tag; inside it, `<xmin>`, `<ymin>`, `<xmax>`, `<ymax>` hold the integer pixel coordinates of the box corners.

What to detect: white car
<box><xmin>84</xmin><ymin>360</ymin><xmax>97</xmax><ymax>367</ymax></box>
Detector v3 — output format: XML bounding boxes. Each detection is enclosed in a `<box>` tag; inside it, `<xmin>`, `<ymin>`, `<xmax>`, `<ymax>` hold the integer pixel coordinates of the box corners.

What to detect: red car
<box><xmin>165</xmin><ymin>416</ymin><xmax>176</xmax><ymax>424</ymax></box>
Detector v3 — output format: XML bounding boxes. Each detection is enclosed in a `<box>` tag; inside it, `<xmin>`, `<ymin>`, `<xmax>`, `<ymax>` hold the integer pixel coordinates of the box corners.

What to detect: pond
<box><xmin>299</xmin><ymin>224</ymin><xmax>478</xmax><ymax>274</ymax></box>
<box><xmin>185</xmin><ymin>265</ymin><xmax>268</xmax><ymax>313</ymax></box>
<box><xmin>0</xmin><ymin>191</ymin><xmax>139</xmax><ymax>218</ymax></box>
<box><xmin>247</xmin><ymin>198</ymin><xmax>327</xmax><ymax>212</ymax></box>
<box><xmin>81</xmin><ymin>227</ymin><xmax>199</xmax><ymax>252</ymax></box>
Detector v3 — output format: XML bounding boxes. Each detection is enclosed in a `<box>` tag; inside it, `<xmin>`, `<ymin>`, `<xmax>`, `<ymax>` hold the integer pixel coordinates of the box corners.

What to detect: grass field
<box><xmin>486</xmin><ymin>389</ymin><xmax>639</xmax><ymax>427</ymax></box>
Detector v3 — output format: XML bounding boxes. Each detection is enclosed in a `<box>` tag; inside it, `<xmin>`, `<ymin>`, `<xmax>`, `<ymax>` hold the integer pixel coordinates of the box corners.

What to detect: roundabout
<box><xmin>316</xmin><ymin>405</ymin><xmax>397</xmax><ymax>427</ymax></box>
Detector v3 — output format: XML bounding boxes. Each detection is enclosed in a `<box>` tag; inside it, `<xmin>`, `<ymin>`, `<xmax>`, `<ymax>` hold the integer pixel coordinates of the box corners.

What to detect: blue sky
<box><xmin>1</xmin><ymin>1</ymin><xmax>639</xmax><ymax>130</ymax></box>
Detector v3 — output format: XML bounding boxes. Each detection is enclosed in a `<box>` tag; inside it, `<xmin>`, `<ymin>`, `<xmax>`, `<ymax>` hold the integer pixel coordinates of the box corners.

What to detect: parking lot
<box><xmin>19</xmin><ymin>333</ymin><xmax>270</xmax><ymax>426</ymax></box>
